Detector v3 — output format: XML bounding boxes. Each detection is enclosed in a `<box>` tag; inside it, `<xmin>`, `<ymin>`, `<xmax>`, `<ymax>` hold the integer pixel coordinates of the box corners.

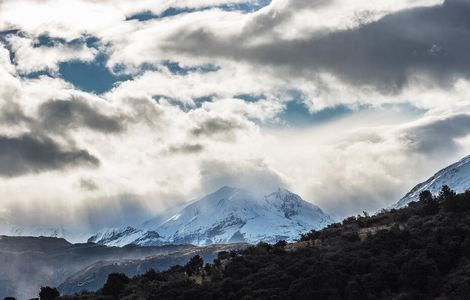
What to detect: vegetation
<box><xmin>12</xmin><ymin>186</ymin><xmax>470</xmax><ymax>299</ymax></box>
<box><xmin>39</xmin><ymin>287</ymin><xmax>60</xmax><ymax>300</ymax></box>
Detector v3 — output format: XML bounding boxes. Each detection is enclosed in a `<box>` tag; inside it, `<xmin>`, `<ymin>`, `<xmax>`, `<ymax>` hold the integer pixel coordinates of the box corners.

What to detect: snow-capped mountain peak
<box><xmin>89</xmin><ymin>187</ymin><xmax>333</xmax><ymax>247</ymax></box>
<box><xmin>395</xmin><ymin>154</ymin><xmax>470</xmax><ymax>208</ymax></box>
<box><xmin>265</xmin><ymin>188</ymin><xmax>308</xmax><ymax>218</ymax></box>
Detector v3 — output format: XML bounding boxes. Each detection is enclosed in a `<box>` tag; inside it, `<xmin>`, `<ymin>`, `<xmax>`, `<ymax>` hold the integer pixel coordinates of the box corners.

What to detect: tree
<box><xmin>274</xmin><ymin>240</ymin><xmax>288</xmax><ymax>249</ymax></box>
<box><xmin>419</xmin><ymin>190</ymin><xmax>433</xmax><ymax>202</ymax></box>
<box><xmin>102</xmin><ymin>273</ymin><xmax>130</xmax><ymax>297</ymax></box>
<box><xmin>345</xmin><ymin>279</ymin><xmax>367</xmax><ymax>300</ymax></box>
<box><xmin>217</xmin><ymin>251</ymin><xmax>230</xmax><ymax>260</ymax></box>
<box><xmin>39</xmin><ymin>287</ymin><xmax>60</xmax><ymax>300</ymax></box>
<box><xmin>440</xmin><ymin>186</ymin><xmax>458</xmax><ymax>211</ymax></box>
<box><xmin>419</xmin><ymin>190</ymin><xmax>439</xmax><ymax>215</ymax></box>
<box><xmin>185</xmin><ymin>255</ymin><xmax>204</xmax><ymax>276</ymax></box>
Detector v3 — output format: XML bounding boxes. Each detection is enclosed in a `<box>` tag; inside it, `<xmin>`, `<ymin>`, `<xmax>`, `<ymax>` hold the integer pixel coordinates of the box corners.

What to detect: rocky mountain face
<box><xmin>395</xmin><ymin>154</ymin><xmax>470</xmax><ymax>208</ymax></box>
<box><xmin>89</xmin><ymin>187</ymin><xmax>333</xmax><ymax>247</ymax></box>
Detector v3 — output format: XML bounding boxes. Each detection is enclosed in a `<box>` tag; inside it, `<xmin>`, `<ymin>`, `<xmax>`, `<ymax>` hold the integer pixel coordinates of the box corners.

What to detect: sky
<box><xmin>1</xmin><ymin>0</ymin><xmax>470</xmax><ymax>235</ymax></box>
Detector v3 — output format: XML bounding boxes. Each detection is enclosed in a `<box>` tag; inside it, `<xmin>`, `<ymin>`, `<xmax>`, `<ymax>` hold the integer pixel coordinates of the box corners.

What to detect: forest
<box><xmin>14</xmin><ymin>186</ymin><xmax>470</xmax><ymax>299</ymax></box>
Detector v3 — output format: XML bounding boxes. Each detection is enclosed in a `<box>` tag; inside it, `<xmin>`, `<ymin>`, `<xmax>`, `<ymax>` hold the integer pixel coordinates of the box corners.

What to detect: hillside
<box><xmin>57</xmin><ymin>186</ymin><xmax>470</xmax><ymax>299</ymax></box>
<box><xmin>58</xmin><ymin>243</ymin><xmax>247</xmax><ymax>295</ymax></box>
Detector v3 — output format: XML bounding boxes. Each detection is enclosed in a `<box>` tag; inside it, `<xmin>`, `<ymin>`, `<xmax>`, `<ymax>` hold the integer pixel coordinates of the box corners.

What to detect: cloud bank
<box><xmin>0</xmin><ymin>0</ymin><xmax>469</xmax><ymax>236</ymax></box>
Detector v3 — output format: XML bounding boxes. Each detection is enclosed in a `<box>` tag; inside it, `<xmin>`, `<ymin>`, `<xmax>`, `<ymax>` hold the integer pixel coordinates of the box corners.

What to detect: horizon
<box><xmin>1</xmin><ymin>0</ymin><xmax>470</xmax><ymax>238</ymax></box>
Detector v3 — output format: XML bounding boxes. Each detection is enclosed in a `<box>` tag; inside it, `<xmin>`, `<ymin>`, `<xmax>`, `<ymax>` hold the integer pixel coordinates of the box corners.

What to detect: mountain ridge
<box><xmin>89</xmin><ymin>186</ymin><xmax>333</xmax><ymax>247</ymax></box>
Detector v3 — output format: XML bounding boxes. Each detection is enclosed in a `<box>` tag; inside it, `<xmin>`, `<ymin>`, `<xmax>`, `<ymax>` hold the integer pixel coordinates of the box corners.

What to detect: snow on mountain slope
<box><xmin>395</xmin><ymin>154</ymin><xmax>470</xmax><ymax>208</ymax></box>
<box><xmin>0</xmin><ymin>221</ymin><xmax>67</xmax><ymax>239</ymax></box>
<box><xmin>90</xmin><ymin>186</ymin><xmax>333</xmax><ymax>247</ymax></box>
<box><xmin>88</xmin><ymin>227</ymin><xmax>165</xmax><ymax>247</ymax></box>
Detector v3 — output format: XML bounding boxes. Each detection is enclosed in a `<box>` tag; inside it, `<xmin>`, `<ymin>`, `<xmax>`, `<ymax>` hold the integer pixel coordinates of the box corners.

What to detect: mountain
<box><xmin>395</xmin><ymin>154</ymin><xmax>470</xmax><ymax>208</ymax></box>
<box><xmin>0</xmin><ymin>216</ymin><xmax>66</xmax><ymax>238</ymax></box>
<box><xmin>89</xmin><ymin>187</ymin><xmax>333</xmax><ymax>247</ymax></box>
<box><xmin>88</xmin><ymin>227</ymin><xmax>164</xmax><ymax>247</ymax></box>
<box><xmin>58</xmin><ymin>189</ymin><xmax>470</xmax><ymax>300</ymax></box>
<box><xmin>0</xmin><ymin>235</ymin><xmax>200</xmax><ymax>299</ymax></box>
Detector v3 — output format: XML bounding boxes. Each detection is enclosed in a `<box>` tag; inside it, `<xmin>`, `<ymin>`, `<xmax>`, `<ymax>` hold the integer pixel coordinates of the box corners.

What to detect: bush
<box><xmin>101</xmin><ymin>273</ymin><xmax>130</xmax><ymax>297</ymax></box>
<box><xmin>185</xmin><ymin>255</ymin><xmax>204</xmax><ymax>276</ymax></box>
<box><xmin>39</xmin><ymin>287</ymin><xmax>60</xmax><ymax>300</ymax></box>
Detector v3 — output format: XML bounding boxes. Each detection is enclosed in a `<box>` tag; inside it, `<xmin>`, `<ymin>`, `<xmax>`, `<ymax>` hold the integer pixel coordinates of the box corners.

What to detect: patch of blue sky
<box><xmin>266</xmin><ymin>89</ymin><xmax>355</xmax><ymax>127</ymax></box>
<box><xmin>0</xmin><ymin>29</ymin><xmax>20</xmax><ymax>62</ymax></box>
<box><xmin>194</xmin><ymin>95</ymin><xmax>216</xmax><ymax>106</ymax></box>
<box><xmin>234</xmin><ymin>94</ymin><xmax>266</xmax><ymax>102</ymax></box>
<box><xmin>30</xmin><ymin>33</ymin><xmax>99</xmax><ymax>48</ymax></box>
<box><xmin>0</xmin><ymin>29</ymin><xmax>19</xmax><ymax>38</ymax></box>
<box><xmin>274</xmin><ymin>90</ymin><xmax>427</xmax><ymax>128</ymax></box>
<box><xmin>20</xmin><ymin>70</ymin><xmax>52</xmax><ymax>79</ymax></box>
<box><xmin>58</xmin><ymin>54</ymin><xmax>132</xmax><ymax>94</ymax></box>
<box><xmin>218</xmin><ymin>0</ymin><xmax>272</xmax><ymax>13</ymax></box>
<box><xmin>279</xmin><ymin>100</ymin><xmax>355</xmax><ymax>127</ymax></box>
<box><xmin>381</xmin><ymin>102</ymin><xmax>427</xmax><ymax>116</ymax></box>
<box><xmin>126</xmin><ymin>0</ymin><xmax>272</xmax><ymax>21</ymax></box>
<box><xmin>1</xmin><ymin>33</ymin><xmax>121</xmax><ymax>94</ymax></box>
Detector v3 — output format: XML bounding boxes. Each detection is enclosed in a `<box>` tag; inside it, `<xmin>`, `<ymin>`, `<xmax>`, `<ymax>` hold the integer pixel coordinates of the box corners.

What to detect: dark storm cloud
<box><xmin>400</xmin><ymin>114</ymin><xmax>470</xmax><ymax>155</ymax></box>
<box><xmin>37</xmin><ymin>99</ymin><xmax>124</xmax><ymax>134</ymax></box>
<box><xmin>190</xmin><ymin>117</ymin><xmax>244</xmax><ymax>139</ymax></box>
<box><xmin>166</xmin><ymin>0</ymin><xmax>470</xmax><ymax>92</ymax></box>
<box><xmin>166</xmin><ymin>143</ymin><xmax>204</xmax><ymax>155</ymax></box>
<box><xmin>0</xmin><ymin>134</ymin><xmax>99</xmax><ymax>177</ymax></box>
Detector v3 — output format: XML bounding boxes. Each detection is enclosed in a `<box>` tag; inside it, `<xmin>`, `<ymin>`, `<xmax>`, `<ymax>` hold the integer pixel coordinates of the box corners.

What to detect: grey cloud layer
<box><xmin>400</xmin><ymin>114</ymin><xmax>470</xmax><ymax>155</ymax></box>
<box><xmin>0</xmin><ymin>97</ymin><xmax>124</xmax><ymax>177</ymax></box>
<box><xmin>166</xmin><ymin>0</ymin><xmax>470</xmax><ymax>92</ymax></box>
<box><xmin>38</xmin><ymin>99</ymin><xmax>124</xmax><ymax>134</ymax></box>
<box><xmin>166</xmin><ymin>143</ymin><xmax>204</xmax><ymax>155</ymax></box>
<box><xmin>190</xmin><ymin>117</ymin><xmax>245</xmax><ymax>140</ymax></box>
<box><xmin>0</xmin><ymin>134</ymin><xmax>99</xmax><ymax>177</ymax></box>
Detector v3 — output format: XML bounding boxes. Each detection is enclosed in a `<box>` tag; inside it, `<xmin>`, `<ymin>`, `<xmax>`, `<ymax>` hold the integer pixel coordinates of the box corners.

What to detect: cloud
<box><xmin>6</xmin><ymin>34</ymin><xmax>97</xmax><ymax>73</ymax></box>
<box><xmin>190</xmin><ymin>117</ymin><xmax>245</xmax><ymax>140</ymax></box>
<box><xmin>79</xmin><ymin>178</ymin><xmax>99</xmax><ymax>191</ymax></box>
<box><xmin>162</xmin><ymin>0</ymin><xmax>470</xmax><ymax>93</ymax></box>
<box><xmin>275</xmin><ymin>112</ymin><xmax>470</xmax><ymax>217</ymax></box>
<box><xmin>166</xmin><ymin>143</ymin><xmax>204</xmax><ymax>155</ymax></box>
<box><xmin>0</xmin><ymin>134</ymin><xmax>99</xmax><ymax>177</ymax></box>
<box><xmin>37</xmin><ymin>98</ymin><xmax>125</xmax><ymax>134</ymax></box>
<box><xmin>399</xmin><ymin>113</ymin><xmax>470</xmax><ymax>155</ymax></box>
<box><xmin>199</xmin><ymin>159</ymin><xmax>287</xmax><ymax>196</ymax></box>
<box><xmin>0</xmin><ymin>100</ymin><xmax>32</xmax><ymax>126</ymax></box>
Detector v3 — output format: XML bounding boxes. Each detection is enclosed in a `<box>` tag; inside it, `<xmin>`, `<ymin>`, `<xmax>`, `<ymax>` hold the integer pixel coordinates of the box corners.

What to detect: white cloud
<box><xmin>6</xmin><ymin>35</ymin><xmax>97</xmax><ymax>73</ymax></box>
